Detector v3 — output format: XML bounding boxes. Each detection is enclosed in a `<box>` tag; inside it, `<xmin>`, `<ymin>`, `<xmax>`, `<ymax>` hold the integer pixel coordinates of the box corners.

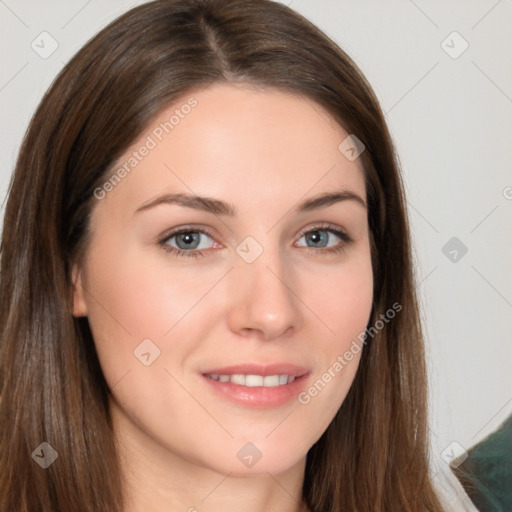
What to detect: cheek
<box><xmin>81</xmin><ymin>240</ymin><xmax>231</xmax><ymax>387</ymax></box>
<box><xmin>295</xmin><ymin>249</ymin><xmax>373</xmax><ymax>407</ymax></box>
<box><xmin>79</xmin><ymin>242</ymin><xmax>172</xmax><ymax>383</ymax></box>
<box><xmin>83</xmin><ymin>242</ymin><xmax>219</xmax><ymax>338</ymax></box>
<box><xmin>304</xmin><ymin>251</ymin><xmax>374</xmax><ymax>347</ymax></box>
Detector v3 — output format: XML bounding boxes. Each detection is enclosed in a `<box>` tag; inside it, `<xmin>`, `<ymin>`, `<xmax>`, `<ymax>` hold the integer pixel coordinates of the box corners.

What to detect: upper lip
<box><xmin>201</xmin><ymin>363</ymin><xmax>310</xmax><ymax>377</ymax></box>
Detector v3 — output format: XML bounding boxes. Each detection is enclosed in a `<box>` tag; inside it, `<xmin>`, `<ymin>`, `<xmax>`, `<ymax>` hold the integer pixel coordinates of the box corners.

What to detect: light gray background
<box><xmin>1</xmin><ymin>0</ymin><xmax>511</xmax><ymax>469</ymax></box>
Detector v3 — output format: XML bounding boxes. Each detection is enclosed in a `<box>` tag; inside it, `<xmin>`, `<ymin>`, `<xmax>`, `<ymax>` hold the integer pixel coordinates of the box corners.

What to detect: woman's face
<box><xmin>73</xmin><ymin>82</ymin><xmax>373</xmax><ymax>476</ymax></box>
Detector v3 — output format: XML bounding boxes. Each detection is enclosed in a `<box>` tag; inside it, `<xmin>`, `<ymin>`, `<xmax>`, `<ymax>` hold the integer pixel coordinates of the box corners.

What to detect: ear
<box><xmin>71</xmin><ymin>264</ymin><xmax>88</xmax><ymax>317</ymax></box>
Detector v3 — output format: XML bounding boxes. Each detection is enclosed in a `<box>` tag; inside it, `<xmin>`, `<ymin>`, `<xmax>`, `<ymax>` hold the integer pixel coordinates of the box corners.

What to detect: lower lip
<box><xmin>201</xmin><ymin>373</ymin><xmax>310</xmax><ymax>409</ymax></box>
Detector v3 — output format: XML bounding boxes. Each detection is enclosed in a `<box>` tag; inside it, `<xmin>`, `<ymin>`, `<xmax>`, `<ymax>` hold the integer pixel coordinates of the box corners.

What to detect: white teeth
<box><xmin>263</xmin><ymin>375</ymin><xmax>280</xmax><ymax>387</ymax></box>
<box><xmin>245</xmin><ymin>375</ymin><xmax>264</xmax><ymax>387</ymax></box>
<box><xmin>206</xmin><ymin>373</ymin><xmax>296</xmax><ymax>387</ymax></box>
<box><xmin>230</xmin><ymin>374</ymin><xmax>246</xmax><ymax>385</ymax></box>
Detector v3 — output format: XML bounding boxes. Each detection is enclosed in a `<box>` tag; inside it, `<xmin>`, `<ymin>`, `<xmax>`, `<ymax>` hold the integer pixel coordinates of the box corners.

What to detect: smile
<box><xmin>204</xmin><ymin>373</ymin><xmax>296</xmax><ymax>387</ymax></box>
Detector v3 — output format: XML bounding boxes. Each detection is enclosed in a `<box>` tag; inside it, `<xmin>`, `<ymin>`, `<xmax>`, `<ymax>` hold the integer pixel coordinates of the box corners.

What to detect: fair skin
<box><xmin>73</xmin><ymin>82</ymin><xmax>373</xmax><ymax>512</ymax></box>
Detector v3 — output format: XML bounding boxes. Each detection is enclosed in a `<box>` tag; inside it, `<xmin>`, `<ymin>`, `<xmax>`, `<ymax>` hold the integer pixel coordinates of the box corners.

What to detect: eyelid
<box><xmin>294</xmin><ymin>222</ymin><xmax>352</xmax><ymax>243</ymax></box>
<box><xmin>156</xmin><ymin>224</ymin><xmax>221</xmax><ymax>246</ymax></box>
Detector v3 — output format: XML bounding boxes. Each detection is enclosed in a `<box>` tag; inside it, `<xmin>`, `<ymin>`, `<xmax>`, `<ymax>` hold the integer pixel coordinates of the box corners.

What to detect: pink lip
<box><xmin>201</xmin><ymin>363</ymin><xmax>310</xmax><ymax>377</ymax></box>
<box><xmin>200</xmin><ymin>363</ymin><xmax>311</xmax><ymax>409</ymax></box>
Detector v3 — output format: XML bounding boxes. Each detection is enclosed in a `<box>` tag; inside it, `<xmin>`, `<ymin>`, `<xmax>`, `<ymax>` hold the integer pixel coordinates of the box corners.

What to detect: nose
<box><xmin>226</xmin><ymin>251</ymin><xmax>303</xmax><ymax>341</ymax></box>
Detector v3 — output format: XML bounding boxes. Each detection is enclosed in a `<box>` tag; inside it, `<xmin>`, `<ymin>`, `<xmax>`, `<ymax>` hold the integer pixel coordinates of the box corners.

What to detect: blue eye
<box><xmin>158</xmin><ymin>224</ymin><xmax>352</xmax><ymax>259</ymax></box>
<box><xmin>296</xmin><ymin>227</ymin><xmax>351</xmax><ymax>253</ymax></box>
<box><xmin>170</xmin><ymin>231</ymin><xmax>212</xmax><ymax>250</ymax></box>
<box><xmin>159</xmin><ymin>229</ymin><xmax>215</xmax><ymax>257</ymax></box>
<box><xmin>298</xmin><ymin>229</ymin><xmax>334</xmax><ymax>248</ymax></box>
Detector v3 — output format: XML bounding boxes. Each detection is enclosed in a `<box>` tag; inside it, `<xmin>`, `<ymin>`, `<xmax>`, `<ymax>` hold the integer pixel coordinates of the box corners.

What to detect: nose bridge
<box><xmin>227</xmin><ymin>239</ymin><xmax>302</xmax><ymax>339</ymax></box>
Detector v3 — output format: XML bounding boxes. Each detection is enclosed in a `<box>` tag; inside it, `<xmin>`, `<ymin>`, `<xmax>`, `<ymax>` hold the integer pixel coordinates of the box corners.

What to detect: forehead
<box><xmin>100</xmin><ymin>82</ymin><xmax>366</xmax><ymax>217</ymax></box>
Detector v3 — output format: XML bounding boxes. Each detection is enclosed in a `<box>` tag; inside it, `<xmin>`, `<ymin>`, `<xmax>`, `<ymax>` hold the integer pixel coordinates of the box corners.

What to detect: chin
<box><xmin>201</xmin><ymin>436</ymin><xmax>309</xmax><ymax>476</ymax></box>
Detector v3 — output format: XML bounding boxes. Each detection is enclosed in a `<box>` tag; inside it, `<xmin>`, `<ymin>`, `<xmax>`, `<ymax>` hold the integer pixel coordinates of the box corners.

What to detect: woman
<box><xmin>0</xmin><ymin>0</ymin><xmax>461</xmax><ymax>510</ymax></box>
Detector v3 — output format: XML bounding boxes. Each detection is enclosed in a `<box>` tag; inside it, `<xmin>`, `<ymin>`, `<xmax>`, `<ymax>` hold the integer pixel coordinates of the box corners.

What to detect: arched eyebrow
<box><xmin>297</xmin><ymin>191</ymin><xmax>367</xmax><ymax>211</ymax></box>
<box><xmin>134</xmin><ymin>190</ymin><xmax>366</xmax><ymax>217</ymax></box>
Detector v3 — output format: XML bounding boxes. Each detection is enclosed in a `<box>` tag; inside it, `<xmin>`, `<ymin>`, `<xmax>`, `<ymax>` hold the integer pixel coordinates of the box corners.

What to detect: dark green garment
<box><xmin>453</xmin><ymin>414</ymin><xmax>512</xmax><ymax>512</ymax></box>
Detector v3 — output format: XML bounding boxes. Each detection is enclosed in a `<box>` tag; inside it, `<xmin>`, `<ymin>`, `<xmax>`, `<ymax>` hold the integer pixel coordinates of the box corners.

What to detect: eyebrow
<box><xmin>134</xmin><ymin>190</ymin><xmax>367</xmax><ymax>217</ymax></box>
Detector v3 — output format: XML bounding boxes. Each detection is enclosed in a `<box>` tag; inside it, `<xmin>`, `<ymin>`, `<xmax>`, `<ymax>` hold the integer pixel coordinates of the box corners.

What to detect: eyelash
<box><xmin>157</xmin><ymin>223</ymin><xmax>353</xmax><ymax>259</ymax></box>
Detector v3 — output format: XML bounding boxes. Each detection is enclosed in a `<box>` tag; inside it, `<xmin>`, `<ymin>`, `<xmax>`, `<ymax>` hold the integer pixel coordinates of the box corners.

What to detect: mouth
<box><xmin>200</xmin><ymin>363</ymin><xmax>310</xmax><ymax>408</ymax></box>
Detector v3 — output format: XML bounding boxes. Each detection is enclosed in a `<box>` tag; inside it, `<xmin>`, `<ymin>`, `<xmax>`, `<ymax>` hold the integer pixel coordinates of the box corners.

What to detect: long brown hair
<box><xmin>0</xmin><ymin>1</ymin><xmax>443</xmax><ymax>510</ymax></box>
